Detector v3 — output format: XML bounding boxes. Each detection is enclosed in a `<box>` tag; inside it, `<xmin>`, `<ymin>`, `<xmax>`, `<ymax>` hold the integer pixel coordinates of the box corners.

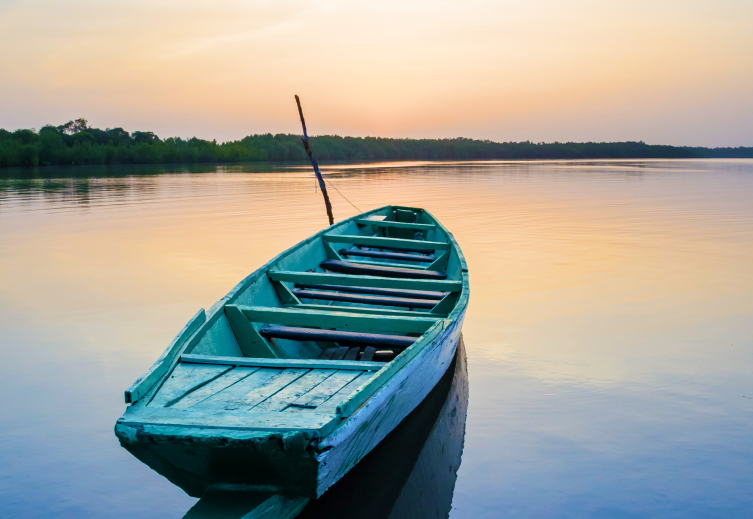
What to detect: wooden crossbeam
<box><xmin>259</xmin><ymin>325</ymin><xmax>415</xmax><ymax>348</ymax></box>
<box><xmin>229</xmin><ymin>305</ymin><xmax>436</xmax><ymax>333</ymax></box>
<box><xmin>292</xmin><ymin>288</ymin><xmax>437</xmax><ymax>309</ymax></box>
<box><xmin>181</xmin><ymin>353</ymin><xmax>384</xmax><ymax>371</ymax></box>
<box><xmin>323</xmin><ymin>235</ymin><xmax>450</xmax><ymax>251</ymax></box>
<box><xmin>293</xmin><ymin>283</ymin><xmax>447</xmax><ymax>300</ymax></box>
<box><xmin>339</xmin><ymin>248</ymin><xmax>435</xmax><ymax>263</ymax></box>
<box><xmin>283</xmin><ymin>304</ymin><xmax>441</xmax><ymax>318</ymax></box>
<box><xmin>321</xmin><ymin>259</ymin><xmax>447</xmax><ymax>280</ymax></box>
<box><xmin>267</xmin><ymin>271</ymin><xmax>462</xmax><ymax>292</ymax></box>
<box><xmin>337</xmin><ymin>258</ymin><xmax>430</xmax><ymax>270</ymax></box>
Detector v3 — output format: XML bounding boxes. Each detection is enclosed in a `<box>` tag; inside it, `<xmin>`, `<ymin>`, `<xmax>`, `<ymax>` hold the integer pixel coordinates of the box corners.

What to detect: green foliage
<box><xmin>0</xmin><ymin>121</ymin><xmax>751</xmax><ymax>168</ymax></box>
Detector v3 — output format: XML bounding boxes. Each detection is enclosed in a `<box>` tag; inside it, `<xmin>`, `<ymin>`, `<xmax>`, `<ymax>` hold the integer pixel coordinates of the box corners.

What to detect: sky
<box><xmin>1</xmin><ymin>0</ymin><xmax>752</xmax><ymax>147</ymax></box>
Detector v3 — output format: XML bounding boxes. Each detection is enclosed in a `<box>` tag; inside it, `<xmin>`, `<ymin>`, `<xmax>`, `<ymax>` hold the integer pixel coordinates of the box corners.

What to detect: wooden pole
<box><xmin>295</xmin><ymin>95</ymin><xmax>334</xmax><ymax>226</ymax></box>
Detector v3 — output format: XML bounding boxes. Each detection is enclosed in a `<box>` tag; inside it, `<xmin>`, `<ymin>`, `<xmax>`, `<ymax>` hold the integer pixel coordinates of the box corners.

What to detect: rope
<box><xmin>324</xmin><ymin>178</ymin><xmax>362</xmax><ymax>213</ymax></box>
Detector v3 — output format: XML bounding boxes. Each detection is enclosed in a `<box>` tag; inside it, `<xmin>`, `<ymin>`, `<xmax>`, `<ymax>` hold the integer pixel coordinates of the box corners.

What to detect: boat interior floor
<box><xmin>145</xmin><ymin>358</ymin><xmax>377</xmax><ymax>415</ymax></box>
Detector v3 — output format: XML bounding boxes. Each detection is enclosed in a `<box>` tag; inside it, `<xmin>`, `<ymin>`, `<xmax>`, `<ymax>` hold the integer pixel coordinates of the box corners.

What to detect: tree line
<box><xmin>1</xmin><ymin>118</ymin><xmax>751</xmax><ymax>167</ymax></box>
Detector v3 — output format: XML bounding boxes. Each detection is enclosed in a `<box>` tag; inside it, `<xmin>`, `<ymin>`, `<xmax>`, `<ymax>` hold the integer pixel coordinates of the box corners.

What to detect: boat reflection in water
<box><xmin>182</xmin><ymin>338</ymin><xmax>469</xmax><ymax>519</ymax></box>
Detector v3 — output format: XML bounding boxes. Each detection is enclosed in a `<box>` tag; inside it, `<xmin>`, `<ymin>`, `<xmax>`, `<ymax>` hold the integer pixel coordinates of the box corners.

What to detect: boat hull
<box><xmin>114</xmin><ymin>311</ymin><xmax>465</xmax><ymax>498</ymax></box>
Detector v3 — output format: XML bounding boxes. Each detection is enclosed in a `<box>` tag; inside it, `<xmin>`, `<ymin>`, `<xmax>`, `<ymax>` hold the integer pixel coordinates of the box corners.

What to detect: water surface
<box><xmin>1</xmin><ymin>160</ymin><xmax>752</xmax><ymax>517</ymax></box>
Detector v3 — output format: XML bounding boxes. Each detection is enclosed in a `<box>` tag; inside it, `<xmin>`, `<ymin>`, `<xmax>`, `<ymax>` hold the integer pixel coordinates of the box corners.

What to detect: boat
<box><xmin>115</xmin><ymin>205</ymin><xmax>469</xmax><ymax>499</ymax></box>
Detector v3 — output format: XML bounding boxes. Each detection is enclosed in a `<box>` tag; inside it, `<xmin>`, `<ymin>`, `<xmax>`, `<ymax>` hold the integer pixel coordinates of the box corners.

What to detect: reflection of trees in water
<box><xmin>0</xmin><ymin>165</ymin><xmax>196</xmax><ymax>209</ymax></box>
<box><xmin>183</xmin><ymin>338</ymin><xmax>469</xmax><ymax>519</ymax></box>
<box><xmin>0</xmin><ymin>163</ymin><xmax>302</xmax><ymax>210</ymax></box>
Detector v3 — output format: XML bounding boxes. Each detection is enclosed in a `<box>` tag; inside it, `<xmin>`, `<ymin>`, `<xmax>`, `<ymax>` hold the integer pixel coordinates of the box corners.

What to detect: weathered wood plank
<box><xmin>288</xmin><ymin>370</ymin><xmax>363</xmax><ymax>410</ymax></box>
<box><xmin>171</xmin><ymin>367</ymin><xmax>260</xmax><ymax>409</ymax></box>
<box><xmin>125</xmin><ymin>308</ymin><xmax>206</xmax><ymax>404</ymax></box>
<box><xmin>284</xmin><ymin>304</ymin><xmax>438</xmax><ymax>318</ymax></box>
<box><xmin>315</xmin><ymin>372</ymin><xmax>371</xmax><ymax>413</ymax></box>
<box><xmin>344</xmin><ymin>347</ymin><xmax>359</xmax><ymax>360</ymax></box>
<box><xmin>361</xmin><ymin>346</ymin><xmax>376</xmax><ymax>362</ymax></box>
<box><xmin>254</xmin><ymin>370</ymin><xmax>337</xmax><ymax>412</ymax></box>
<box><xmin>321</xmin><ymin>259</ymin><xmax>447</xmax><ymax>280</ymax></box>
<box><xmin>181</xmin><ymin>354</ymin><xmax>385</xmax><ymax>371</ymax></box>
<box><xmin>231</xmin><ymin>305</ymin><xmax>437</xmax><ymax>334</ymax></box>
<box><xmin>319</xmin><ymin>347</ymin><xmax>337</xmax><ymax>360</ymax></box>
<box><xmin>119</xmin><ymin>406</ymin><xmax>339</xmax><ymax>435</ymax></box>
<box><xmin>354</xmin><ymin>219</ymin><xmax>436</xmax><ymax>232</ymax></box>
<box><xmin>292</xmin><ymin>288</ymin><xmax>437</xmax><ymax>309</ymax></box>
<box><xmin>293</xmin><ymin>283</ymin><xmax>447</xmax><ymax>300</ymax></box>
<box><xmin>260</xmin><ymin>325</ymin><xmax>415</xmax><ymax>349</ymax></box>
<box><xmin>268</xmin><ymin>271</ymin><xmax>461</xmax><ymax>292</ymax></box>
<box><xmin>148</xmin><ymin>363</ymin><xmax>232</xmax><ymax>408</ymax></box>
<box><xmin>331</xmin><ymin>346</ymin><xmax>349</xmax><ymax>360</ymax></box>
<box><xmin>322</xmin><ymin>235</ymin><xmax>450</xmax><ymax>251</ymax></box>
<box><xmin>194</xmin><ymin>368</ymin><xmax>308</xmax><ymax>410</ymax></box>
<box><xmin>338</xmin><ymin>248</ymin><xmax>435</xmax><ymax>263</ymax></box>
<box><xmin>341</xmin><ymin>258</ymin><xmax>434</xmax><ymax>270</ymax></box>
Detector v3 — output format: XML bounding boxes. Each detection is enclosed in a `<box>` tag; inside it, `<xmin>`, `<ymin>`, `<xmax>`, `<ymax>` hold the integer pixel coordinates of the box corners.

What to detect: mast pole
<box><xmin>295</xmin><ymin>95</ymin><xmax>334</xmax><ymax>225</ymax></box>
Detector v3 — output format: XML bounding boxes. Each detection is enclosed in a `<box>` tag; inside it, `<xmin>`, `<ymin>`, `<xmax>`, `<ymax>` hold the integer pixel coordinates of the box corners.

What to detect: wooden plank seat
<box><xmin>291</xmin><ymin>288</ymin><xmax>438</xmax><ymax>309</ymax></box>
<box><xmin>293</xmin><ymin>283</ymin><xmax>447</xmax><ymax>300</ymax></box>
<box><xmin>320</xmin><ymin>259</ymin><xmax>447</xmax><ymax>280</ymax></box>
<box><xmin>268</xmin><ymin>271</ymin><xmax>462</xmax><ymax>292</ymax></box>
<box><xmin>339</xmin><ymin>248</ymin><xmax>435</xmax><ymax>263</ymax></box>
<box><xmin>259</xmin><ymin>325</ymin><xmax>416</xmax><ymax>349</ymax></box>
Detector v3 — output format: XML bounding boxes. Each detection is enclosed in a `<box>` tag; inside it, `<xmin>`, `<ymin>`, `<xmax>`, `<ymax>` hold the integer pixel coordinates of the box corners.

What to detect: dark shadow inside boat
<box><xmin>182</xmin><ymin>337</ymin><xmax>469</xmax><ymax>519</ymax></box>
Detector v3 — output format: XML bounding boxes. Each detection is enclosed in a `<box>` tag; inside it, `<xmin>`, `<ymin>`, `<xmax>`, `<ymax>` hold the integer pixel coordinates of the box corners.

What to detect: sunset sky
<box><xmin>1</xmin><ymin>0</ymin><xmax>752</xmax><ymax>146</ymax></box>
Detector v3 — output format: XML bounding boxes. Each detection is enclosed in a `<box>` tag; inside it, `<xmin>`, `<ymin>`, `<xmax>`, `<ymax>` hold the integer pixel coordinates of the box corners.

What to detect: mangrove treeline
<box><xmin>1</xmin><ymin>119</ymin><xmax>751</xmax><ymax>167</ymax></box>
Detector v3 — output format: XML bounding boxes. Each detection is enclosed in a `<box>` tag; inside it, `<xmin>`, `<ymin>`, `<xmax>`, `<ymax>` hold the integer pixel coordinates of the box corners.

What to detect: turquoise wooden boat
<box><xmin>115</xmin><ymin>205</ymin><xmax>469</xmax><ymax>499</ymax></box>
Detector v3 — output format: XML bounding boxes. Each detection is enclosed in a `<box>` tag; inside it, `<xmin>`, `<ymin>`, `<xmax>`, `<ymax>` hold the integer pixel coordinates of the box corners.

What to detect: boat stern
<box><xmin>114</xmin><ymin>417</ymin><xmax>326</xmax><ymax>498</ymax></box>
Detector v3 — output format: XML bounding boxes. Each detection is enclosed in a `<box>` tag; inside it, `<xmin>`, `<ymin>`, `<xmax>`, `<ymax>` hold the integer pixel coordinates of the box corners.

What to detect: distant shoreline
<box><xmin>2</xmin><ymin>120</ymin><xmax>752</xmax><ymax>168</ymax></box>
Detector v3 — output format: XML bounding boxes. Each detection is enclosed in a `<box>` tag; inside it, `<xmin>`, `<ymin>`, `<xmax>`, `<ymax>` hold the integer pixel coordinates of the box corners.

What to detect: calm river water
<box><xmin>1</xmin><ymin>160</ymin><xmax>752</xmax><ymax>518</ymax></box>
